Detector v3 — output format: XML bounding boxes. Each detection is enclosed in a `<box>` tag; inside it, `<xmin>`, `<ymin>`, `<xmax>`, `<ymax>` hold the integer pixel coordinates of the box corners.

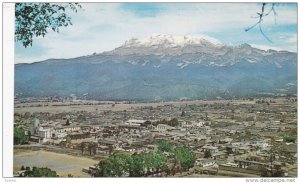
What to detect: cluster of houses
<box><xmin>15</xmin><ymin>97</ymin><xmax>297</xmax><ymax>177</ymax></box>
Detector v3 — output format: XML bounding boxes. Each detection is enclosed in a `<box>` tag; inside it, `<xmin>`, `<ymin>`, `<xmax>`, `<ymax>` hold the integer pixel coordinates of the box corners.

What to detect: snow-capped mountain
<box><xmin>15</xmin><ymin>34</ymin><xmax>297</xmax><ymax>101</ymax></box>
<box><xmin>106</xmin><ymin>34</ymin><xmax>225</xmax><ymax>56</ymax></box>
<box><xmin>122</xmin><ymin>34</ymin><xmax>223</xmax><ymax>48</ymax></box>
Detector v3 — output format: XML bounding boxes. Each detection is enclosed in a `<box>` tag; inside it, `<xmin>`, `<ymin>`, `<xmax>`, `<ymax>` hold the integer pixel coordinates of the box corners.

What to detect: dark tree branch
<box><xmin>245</xmin><ymin>3</ymin><xmax>278</xmax><ymax>42</ymax></box>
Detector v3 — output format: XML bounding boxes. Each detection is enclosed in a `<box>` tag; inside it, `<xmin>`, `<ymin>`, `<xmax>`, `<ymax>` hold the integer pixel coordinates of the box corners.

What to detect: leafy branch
<box><xmin>15</xmin><ymin>3</ymin><xmax>82</xmax><ymax>47</ymax></box>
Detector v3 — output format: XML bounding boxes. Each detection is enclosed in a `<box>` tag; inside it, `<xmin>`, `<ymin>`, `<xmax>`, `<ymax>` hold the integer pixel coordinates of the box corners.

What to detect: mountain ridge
<box><xmin>15</xmin><ymin>34</ymin><xmax>297</xmax><ymax>101</ymax></box>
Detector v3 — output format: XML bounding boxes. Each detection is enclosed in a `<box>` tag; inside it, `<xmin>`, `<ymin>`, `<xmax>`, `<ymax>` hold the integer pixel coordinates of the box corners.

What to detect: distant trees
<box><xmin>15</xmin><ymin>3</ymin><xmax>82</xmax><ymax>47</ymax></box>
<box><xmin>14</xmin><ymin>125</ymin><xmax>29</xmax><ymax>145</ymax></box>
<box><xmin>87</xmin><ymin>142</ymin><xmax>94</xmax><ymax>156</ymax></box>
<box><xmin>283</xmin><ymin>133</ymin><xmax>296</xmax><ymax>143</ymax></box>
<box><xmin>80</xmin><ymin>142</ymin><xmax>98</xmax><ymax>156</ymax></box>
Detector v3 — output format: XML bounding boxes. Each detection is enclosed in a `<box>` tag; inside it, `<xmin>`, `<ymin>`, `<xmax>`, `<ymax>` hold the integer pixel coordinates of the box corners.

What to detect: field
<box><xmin>14</xmin><ymin>149</ymin><xmax>99</xmax><ymax>177</ymax></box>
<box><xmin>14</xmin><ymin>99</ymin><xmax>260</xmax><ymax>113</ymax></box>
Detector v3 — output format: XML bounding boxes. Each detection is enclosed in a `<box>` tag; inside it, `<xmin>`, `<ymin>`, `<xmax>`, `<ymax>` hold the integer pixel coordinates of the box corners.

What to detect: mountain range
<box><xmin>15</xmin><ymin>34</ymin><xmax>297</xmax><ymax>101</ymax></box>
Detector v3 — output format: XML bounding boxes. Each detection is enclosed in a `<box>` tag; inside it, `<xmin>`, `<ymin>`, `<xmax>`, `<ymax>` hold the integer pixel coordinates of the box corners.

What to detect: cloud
<box><xmin>15</xmin><ymin>3</ymin><xmax>297</xmax><ymax>64</ymax></box>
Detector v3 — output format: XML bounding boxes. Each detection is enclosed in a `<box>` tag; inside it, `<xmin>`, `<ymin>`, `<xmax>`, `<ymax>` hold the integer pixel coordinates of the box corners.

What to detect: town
<box><xmin>13</xmin><ymin>97</ymin><xmax>297</xmax><ymax>177</ymax></box>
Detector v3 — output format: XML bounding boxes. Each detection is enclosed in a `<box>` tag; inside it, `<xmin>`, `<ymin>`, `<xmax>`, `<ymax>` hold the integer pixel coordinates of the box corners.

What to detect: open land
<box><xmin>14</xmin><ymin>149</ymin><xmax>98</xmax><ymax>177</ymax></box>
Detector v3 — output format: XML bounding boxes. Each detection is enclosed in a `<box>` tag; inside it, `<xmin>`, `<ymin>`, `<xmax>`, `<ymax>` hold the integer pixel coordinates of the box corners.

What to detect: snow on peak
<box><xmin>123</xmin><ymin>34</ymin><xmax>223</xmax><ymax>48</ymax></box>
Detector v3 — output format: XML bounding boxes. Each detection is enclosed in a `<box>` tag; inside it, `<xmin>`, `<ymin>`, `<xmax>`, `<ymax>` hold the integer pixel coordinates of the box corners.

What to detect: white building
<box><xmin>196</xmin><ymin>121</ymin><xmax>205</xmax><ymax>127</ymax></box>
<box><xmin>55</xmin><ymin>126</ymin><xmax>81</xmax><ymax>133</ymax></box>
<box><xmin>38</xmin><ymin>127</ymin><xmax>53</xmax><ymax>142</ymax></box>
<box><xmin>196</xmin><ymin>158</ymin><xmax>218</xmax><ymax>168</ymax></box>
<box><xmin>156</xmin><ymin>124</ymin><xmax>174</xmax><ymax>132</ymax></box>
<box><xmin>125</xmin><ymin>119</ymin><xmax>147</xmax><ymax>127</ymax></box>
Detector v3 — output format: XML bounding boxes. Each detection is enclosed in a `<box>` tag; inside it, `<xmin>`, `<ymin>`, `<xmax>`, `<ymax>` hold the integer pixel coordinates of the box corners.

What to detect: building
<box><xmin>38</xmin><ymin>127</ymin><xmax>53</xmax><ymax>142</ymax></box>
<box><xmin>55</xmin><ymin>126</ymin><xmax>81</xmax><ymax>133</ymax></box>
<box><xmin>125</xmin><ymin>119</ymin><xmax>147</xmax><ymax>127</ymax></box>
<box><xmin>156</xmin><ymin>124</ymin><xmax>174</xmax><ymax>132</ymax></box>
<box><xmin>195</xmin><ymin>158</ymin><xmax>218</xmax><ymax>167</ymax></box>
<box><xmin>202</xmin><ymin>145</ymin><xmax>218</xmax><ymax>154</ymax></box>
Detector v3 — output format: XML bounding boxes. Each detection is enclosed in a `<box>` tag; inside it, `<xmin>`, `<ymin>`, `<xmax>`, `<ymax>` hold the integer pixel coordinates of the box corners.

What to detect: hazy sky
<box><xmin>15</xmin><ymin>3</ymin><xmax>297</xmax><ymax>64</ymax></box>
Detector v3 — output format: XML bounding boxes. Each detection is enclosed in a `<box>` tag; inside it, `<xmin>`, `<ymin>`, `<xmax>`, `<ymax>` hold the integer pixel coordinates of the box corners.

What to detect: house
<box><xmin>237</xmin><ymin>146</ymin><xmax>250</xmax><ymax>154</ymax></box>
<box><xmin>219</xmin><ymin>137</ymin><xmax>233</xmax><ymax>144</ymax></box>
<box><xmin>29</xmin><ymin>135</ymin><xmax>43</xmax><ymax>143</ymax></box>
<box><xmin>156</xmin><ymin>124</ymin><xmax>175</xmax><ymax>133</ymax></box>
<box><xmin>220</xmin><ymin>162</ymin><xmax>239</xmax><ymax>167</ymax></box>
<box><xmin>195</xmin><ymin>158</ymin><xmax>218</xmax><ymax>168</ymax></box>
<box><xmin>212</xmin><ymin>151</ymin><xmax>227</xmax><ymax>159</ymax></box>
<box><xmin>37</xmin><ymin>127</ymin><xmax>53</xmax><ymax>143</ymax></box>
<box><xmin>68</xmin><ymin>132</ymin><xmax>90</xmax><ymax>140</ymax></box>
<box><xmin>98</xmin><ymin>139</ymin><xmax>116</xmax><ymax>146</ymax></box>
<box><xmin>202</xmin><ymin>145</ymin><xmax>218</xmax><ymax>154</ymax></box>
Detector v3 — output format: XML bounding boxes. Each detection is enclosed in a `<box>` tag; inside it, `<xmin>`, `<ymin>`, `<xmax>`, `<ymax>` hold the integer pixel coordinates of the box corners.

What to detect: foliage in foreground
<box><xmin>21</xmin><ymin>166</ymin><xmax>58</xmax><ymax>177</ymax></box>
<box><xmin>93</xmin><ymin>140</ymin><xmax>196</xmax><ymax>177</ymax></box>
<box><xmin>174</xmin><ymin>146</ymin><xmax>196</xmax><ymax>171</ymax></box>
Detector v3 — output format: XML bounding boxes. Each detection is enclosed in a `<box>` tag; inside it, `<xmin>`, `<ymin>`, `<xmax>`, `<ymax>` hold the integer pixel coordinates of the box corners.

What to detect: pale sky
<box><xmin>15</xmin><ymin>3</ymin><xmax>297</xmax><ymax>64</ymax></box>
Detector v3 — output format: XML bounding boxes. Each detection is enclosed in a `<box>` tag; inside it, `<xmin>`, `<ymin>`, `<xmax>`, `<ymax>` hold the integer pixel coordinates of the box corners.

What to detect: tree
<box><xmin>87</xmin><ymin>142</ymin><xmax>97</xmax><ymax>156</ymax></box>
<box><xmin>15</xmin><ymin>3</ymin><xmax>82</xmax><ymax>47</ymax></box>
<box><xmin>14</xmin><ymin>125</ymin><xmax>28</xmax><ymax>145</ymax></box>
<box><xmin>204</xmin><ymin>150</ymin><xmax>212</xmax><ymax>158</ymax></box>
<box><xmin>93</xmin><ymin>151</ymin><xmax>168</xmax><ymax>177</ymax></box>
<box><xmin>27</xmin><ymin>131</ymin><xmax>31</xmax><ymax>140</ymax></box>
<box><xmin>79</xmin><ymin>142</ymin><xmax>85</xmax><ymax>155</ymax></box>
<box><xmin>174</xmin><ymin>146</ymin><xmax>196</xmax><ymax>171</ymax></box>
<box><xmin>24</xmin><ymin>167</ymin><xmax>58</xmax><ymax>177</ymax></box>
<box><xmin>143</xmin><ymin>151</ymin><xmax>167</xmax><ymax>171</ymax></box>
<box><xmin>92</xmin><ymin>144</ymin><xmax>97</xmax><ymax>156</ymax></box>
<box><xmin>273</xmin><ymin>165</ymin><xmax>284</xmax><ymax>177</ymax></box>
<box><xmin>108</xmin><ymin>144</ymin><xmax>114</xmax><ymax>155</ymax></box>
<box><xmin>181</xmin><ymin>110</ymin><xmax>185</xmax><ymax>117</ymax></box>
<box><xmin>169</xmin><ymin>118</ymin><xmax>179</xmax><ymax>127</ymax></box>
<box><xmin>129</xmin><ymin>153</ymin><xmax>144</xmax><ymax>177</ymax></box>
<box><xmin>283</xmin><ymin>133</ymin><xmax>296</xmax><ymax>143</ymax></box>
<box><xmin>260</xmin><ymin>167</ymin><xmax>269</xmax><ymax>177</ymax></box>
<box><xmin>65</xmin><ymin>119</ymin><xmax>70</xmax><ymax>126</ymax></box>
<box><xmin>93</xmin><ymin>153</ymin><xmax>132</xmax><ymax>177</ymax></box>
<box><xmin>157</xmin><ymin>140</ymin><xmax>174</xmax><ymax>153</ymax></box>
